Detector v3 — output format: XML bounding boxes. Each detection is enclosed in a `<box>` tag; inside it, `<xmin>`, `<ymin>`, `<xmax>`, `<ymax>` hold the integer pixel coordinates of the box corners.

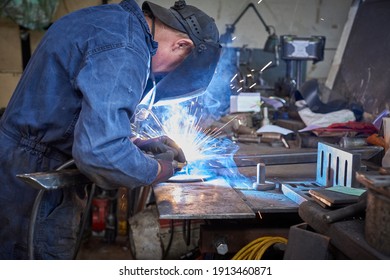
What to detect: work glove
<box><xmin>151</xmin><ymin>159</ymin><xmax>176</xmax><ymax>185</ymax></box>
<box><xmin>150</xmin><ymin>147</ymin><xmax>187</xmax><ymax>185</ymax></box>
<box><xmin>133</xmin><ymin>136</ymin><xmax>186</xmax><ymax>163</ymax></box>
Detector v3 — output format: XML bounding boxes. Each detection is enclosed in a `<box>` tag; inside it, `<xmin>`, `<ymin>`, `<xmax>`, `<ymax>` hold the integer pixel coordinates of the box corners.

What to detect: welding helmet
<box><xmin>142</xmin><ymin>0</ymin><xmax>222</xmax><ymax>104</ymax></box>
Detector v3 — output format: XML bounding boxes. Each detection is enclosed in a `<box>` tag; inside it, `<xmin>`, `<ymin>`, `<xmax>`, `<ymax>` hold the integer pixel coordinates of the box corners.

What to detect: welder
<box><xmin>0</xmin><ymin>0</ymin><xmax>221</xmax><ymax>259</ymax></box>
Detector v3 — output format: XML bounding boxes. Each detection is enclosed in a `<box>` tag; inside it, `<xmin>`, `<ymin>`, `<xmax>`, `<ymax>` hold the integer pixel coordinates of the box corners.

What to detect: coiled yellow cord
<box><xmin>232</xmin><ymin>236</ymin><xmax>288</xmax><ymax>260</ymax></box>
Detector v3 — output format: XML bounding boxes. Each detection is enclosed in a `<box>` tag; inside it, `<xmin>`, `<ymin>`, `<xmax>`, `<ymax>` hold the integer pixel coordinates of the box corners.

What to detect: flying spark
<box><xmin>133</xmin><ymin>102</ymin><xmax>253</xmax><ymax>188</ymax></box>
<box><xmin>260</xmin><ymin>61</ymin><xmax>273</xmax><ymax>73</ymax></box>
<box><xmin>230</xmin><ymin>73</ymin><xmax>238</xmax><ymax>83</ymax></box>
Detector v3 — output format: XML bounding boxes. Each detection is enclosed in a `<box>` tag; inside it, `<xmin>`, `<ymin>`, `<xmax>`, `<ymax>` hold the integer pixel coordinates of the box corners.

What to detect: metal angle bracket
<box><xmin>316</xmin><ymin>142</ymin><xmax>362</xmax><ymax>188</ymax></box>
<box><xmin>281</xmin><ymin>142</ymin><xmax>364</xmax><ymax>205</ymax></box>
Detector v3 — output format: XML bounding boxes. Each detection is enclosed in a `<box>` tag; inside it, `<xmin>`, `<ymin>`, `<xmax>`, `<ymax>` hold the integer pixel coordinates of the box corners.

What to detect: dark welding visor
<box><xmin>153</xmin><ymin>40</ymin><xmax>221</xmax><ymax>105</ymax></box>
<box><xmin>142</xmin><ymin>1</ymin><xmax>221</xmax><ymax>103</ymax></box>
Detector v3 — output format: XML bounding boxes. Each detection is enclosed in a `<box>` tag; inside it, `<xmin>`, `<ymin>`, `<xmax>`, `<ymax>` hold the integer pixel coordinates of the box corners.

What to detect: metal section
<box><xmin>356</xmin><ymin>172</ymin><xmax>390</xmax><ymax>189</ymax></box>
<box><xmin>17</xmin><ymin>169</ymin><xmax>91</xmax><ymax>190</ymax></box>
<box><xmin>233</xmin><ymin>151</ymin><xmax>318</xmax><ymax>166</ymax></box>
<box><xmin>240</xmin><ymin>188</ymin><xmax>300</xmax><ymax>213</ymax></box>
<box><xmin>281</xmin><ymin>181</ymin><xmax>322</xmax><ymax>205</ymax></box>
<box><xmin>206</xmin><ymin>146</ymin><xmax>381</xmax><ymax>168</ymax></box>
<box><xmin>281</xmin><ymin>142</ymin><xmax>368</xmax><ymax>205</ymax></box>
<box><xmin>153</xmin><ymin>178</ymin><xmax>255</xmax><ymax>219</ymax></box>
<box><xmin>167</xmin><ymin>173</ymin><xmax>212</xmax><ymax>183</ymax></box>
<box><xmin>322</xmin><ymin>195</ymin><xmax>366</xmax><ymax>223</ymax></box>
<box><xmin>316</xmin><ymin>142</ymin><xmax>361</xmax><ymax>187</ymax></box>
<box><xmin>252</xmin><ymin>163</ymin><xmax>276</xmax><ymax>191</ymax></box>
<box><xmin>283</xmin><ymin>223</ymin><xmax>331</xmax><ymax>260</ymax></box>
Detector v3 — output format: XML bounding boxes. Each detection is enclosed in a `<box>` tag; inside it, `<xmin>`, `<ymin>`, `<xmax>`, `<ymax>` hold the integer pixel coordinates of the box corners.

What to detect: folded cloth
<box><xmin>314</xmin><ymin>121</ymin><xmax>378</xmax><ymax>136</ymax></box>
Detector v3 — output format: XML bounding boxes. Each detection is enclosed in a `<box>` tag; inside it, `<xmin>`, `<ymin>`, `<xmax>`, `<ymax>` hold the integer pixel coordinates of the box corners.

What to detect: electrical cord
<box><xmin>231</xmin><ymin>236</ymin><xmax>288</xmax><ymax>260</ymax></box>
<box><xmin>162</xmin><ymin>219</ymin><xmax>174</xmax><ymax>260</ymax></box>
<box><xmin>73</xmin><ymin>183</ymin><xmax>95</xmax><ymax>259</ymax></box>
<box><xmin>182</xmin><ymin>219</ymin><xmax>191</xmax><ymax>246</ymax></box>
<box><xmin>28</xmin><ymin>189</ymin><xmax>44</xmax><ymax>259</ymax></box>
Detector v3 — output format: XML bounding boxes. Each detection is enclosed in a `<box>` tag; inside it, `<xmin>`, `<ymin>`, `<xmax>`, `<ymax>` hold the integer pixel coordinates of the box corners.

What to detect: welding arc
<box><xmin>231</xmin><ymin>236</ymin><xmax>287</xmax><ymax>260</ymax></box>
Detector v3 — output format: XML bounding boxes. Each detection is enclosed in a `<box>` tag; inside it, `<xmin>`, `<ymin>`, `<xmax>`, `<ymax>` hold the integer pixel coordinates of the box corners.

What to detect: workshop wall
<box><xmin>0</xmin><ymin>0</ymin><xmax>353</xmax><ymax>108</ymax></box>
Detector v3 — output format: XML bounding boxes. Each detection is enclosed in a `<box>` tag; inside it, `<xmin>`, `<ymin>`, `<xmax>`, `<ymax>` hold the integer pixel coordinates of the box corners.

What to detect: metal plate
<box><xmin>316</xmin><ymin>142</ymin><xmax>361</xmax><ymax>188</ymax></box>
<box><xmin>153</xmin><ymin>178</ymin><xmax>255</xmax><ymax>219</ymax></box>
<box><xmin>16</xmin><ymin>169</ymin><xmax>91</xmax><ymax>190</ymax></box>
<box><xmin>240</xmin><ymin>188</ymin><xmax>300</xmax><ymax>213</ymax></box>
<box><xmin>167</xmin><ymin>173</ymin><xmax>213</xmax><ymax>183</ymax></box>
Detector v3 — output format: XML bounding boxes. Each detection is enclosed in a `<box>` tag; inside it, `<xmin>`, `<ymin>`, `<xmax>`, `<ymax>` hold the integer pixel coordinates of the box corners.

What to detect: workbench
<box><xmin>153</xmin><ymin>142</ymin><xmax>317</xmax><ymax>216</ymax></box>
<box><xmin>152</xmin><ymin>142</ymin><xmax>317</xmax><ymax>256</ymax></box>
<box><xmin>152</xmin><ymin>142</ymin><xmax>389</xmax><ymax>259</ymax></box>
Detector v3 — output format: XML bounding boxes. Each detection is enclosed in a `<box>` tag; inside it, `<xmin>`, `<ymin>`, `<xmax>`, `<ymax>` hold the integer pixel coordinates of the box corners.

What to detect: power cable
<box><xmin>231</xmin><ymin>236</ymin><xmax>287</xmax><ymax>260</ymax></box>
<box><xmin>162</xmin><ymin>219</ymin><xmax>174</xmax><ymax>259</ymax></box>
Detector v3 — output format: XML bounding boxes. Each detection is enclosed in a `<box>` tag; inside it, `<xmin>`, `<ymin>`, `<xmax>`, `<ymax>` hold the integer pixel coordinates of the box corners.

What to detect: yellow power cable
<box><xmin>232</xmin><ymin>236</ymin><xmax>288</xmax><ymax>260</ymax></box>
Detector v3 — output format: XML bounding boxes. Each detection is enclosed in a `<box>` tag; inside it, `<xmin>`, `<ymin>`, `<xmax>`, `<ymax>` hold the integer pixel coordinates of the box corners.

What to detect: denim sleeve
<box><xmin>72</xmin><ymin>46</ymin><xmax>158</xmax><ymax>189</ymax></box>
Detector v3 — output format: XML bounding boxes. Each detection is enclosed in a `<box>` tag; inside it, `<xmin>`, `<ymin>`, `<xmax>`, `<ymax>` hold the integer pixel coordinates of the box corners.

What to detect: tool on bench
<box><xmin>252</xmin><ymin>163</ymin><xmax>275</xmax><ymax>191</ymax></box>
<box><xmin>322</xmin><ymin>192</ymin><xmax>367</xmax><ymax>223</ymax></box>
<box><xmin>281</xmin><ymin>142</ymin><xmax>373</xmax><ymax>205</ymax></box>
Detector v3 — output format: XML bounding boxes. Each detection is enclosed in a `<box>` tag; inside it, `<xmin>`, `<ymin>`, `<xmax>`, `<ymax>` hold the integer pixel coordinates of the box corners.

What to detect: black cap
<box><xmin>142</xmin><ymin>1</ymin><xmax>221</xmax><ymax>104</ymax></box>
<box><xmin>142</xmin><ymin>1</ymin><xmax>219</xmax><ymax>47</ymax></box>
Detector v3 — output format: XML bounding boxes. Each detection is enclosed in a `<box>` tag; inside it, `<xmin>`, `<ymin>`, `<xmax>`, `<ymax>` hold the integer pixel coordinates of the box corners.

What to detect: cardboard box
<box><xmin>230</xmin><ymin>92</ymin><xmax>261</xmax><ymax>113</ymax></box>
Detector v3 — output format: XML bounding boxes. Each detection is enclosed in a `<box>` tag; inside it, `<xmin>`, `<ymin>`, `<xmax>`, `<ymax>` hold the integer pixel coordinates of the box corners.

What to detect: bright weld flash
<box><xmin>161</xmin><ymin>107</ymin><xmax>207</xmax><ymax>162</ymax></box>
<box><xmin>139</xmin><ymin>105</ymin><xmax>229</xmax><ymax>163</ymax></box>
<box><xmin>134</xmin><ymin>103</ymin><xmax>252</xmax><ymax>188</ymax></box>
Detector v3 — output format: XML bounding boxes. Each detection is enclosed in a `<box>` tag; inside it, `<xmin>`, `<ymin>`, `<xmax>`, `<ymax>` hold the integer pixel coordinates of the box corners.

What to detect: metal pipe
<box><xmin>202</xmin><ymin>146</ymin><xmax>383</xmax><ymax>168</ymax></box>
<box><xmin>232</xmin><ymin>3</ymin><xmax>271</xmax><ymax>35</ymax></box>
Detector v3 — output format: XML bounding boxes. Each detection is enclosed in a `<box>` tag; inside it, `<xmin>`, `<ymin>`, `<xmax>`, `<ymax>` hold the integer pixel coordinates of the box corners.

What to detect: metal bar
<box><xmin>206</xmin><ymin>146</ymin><xmax>382</xmax><ymax>168</ymax></box>
<box><xmin>17</xmin><ymin>169</ymin><xmax>91</xmax><ymax>190</ymax></box>
<box><xmin>233</xmin><ymin>151</ymin><xmax>318</xmax><ymax>166</ymax></box>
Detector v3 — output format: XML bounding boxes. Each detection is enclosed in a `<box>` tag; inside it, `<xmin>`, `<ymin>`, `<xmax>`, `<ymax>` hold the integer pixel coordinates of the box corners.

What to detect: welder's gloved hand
<box><xmin>154</xmin><ymin>149</ymin><xmax>182</xmax><ymax>171</ymax></box>
<box><xmin>151</xmin><ymin>159</ymin><xmax>176</xmax><ymax>185</ymax></box>
<box><xmin>133</xmin><ymin>136</ymin><xmax>186</xmax><ymax>163</ymax></box>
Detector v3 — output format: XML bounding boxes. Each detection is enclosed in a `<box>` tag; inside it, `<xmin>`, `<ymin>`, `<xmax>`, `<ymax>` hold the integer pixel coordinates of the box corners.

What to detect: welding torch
<box><xmin>176</xmin><ymin>161</ymin><xmax>187</xmax><ymax>169</ymax></box>
<box><xmin>145</xmin><ymin>153</ymin><xmax>187</xmax><ymax>170</ymax></box>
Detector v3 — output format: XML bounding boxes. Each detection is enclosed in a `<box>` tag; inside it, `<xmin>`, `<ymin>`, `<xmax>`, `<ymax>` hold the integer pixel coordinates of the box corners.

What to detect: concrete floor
<box><xmin>76</xmin><ymin>235</ymin><xmax>134</xmax><ymax>260</ymax></box>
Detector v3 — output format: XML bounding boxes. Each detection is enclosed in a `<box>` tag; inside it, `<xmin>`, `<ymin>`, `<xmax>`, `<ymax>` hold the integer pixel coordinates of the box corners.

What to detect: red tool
<box><xmin>92</xmin><ymin>197</ymin><xmax>109</xmax><ymax>232</ymax></box>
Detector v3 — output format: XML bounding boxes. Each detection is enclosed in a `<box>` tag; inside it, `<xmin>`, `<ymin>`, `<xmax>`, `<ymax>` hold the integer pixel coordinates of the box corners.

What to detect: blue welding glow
<box><xmin>134</xmin><ymin>101</ymin><xmax>252</xmax><ymax>189</ymax></box>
